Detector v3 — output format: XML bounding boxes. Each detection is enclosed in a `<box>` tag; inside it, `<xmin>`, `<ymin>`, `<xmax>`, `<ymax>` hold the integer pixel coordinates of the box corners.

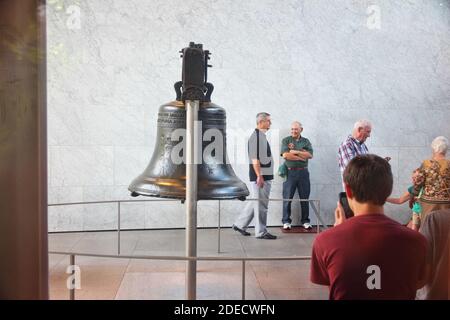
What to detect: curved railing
<box><xmin>48</xmin><ymin>197</ymin><xmax>327</xmax><ymax>300</ymax></box>
<box><xmin>50</xmin><ymin>251</ymin><xmax>312</xmax><ymax>300</ymax></box>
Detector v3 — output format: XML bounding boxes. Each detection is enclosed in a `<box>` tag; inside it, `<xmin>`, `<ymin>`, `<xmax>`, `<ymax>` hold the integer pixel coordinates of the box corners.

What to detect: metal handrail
<box><xmin>48</xmin><ymin>198</ymin><xmax>177</xmax><ymax>206</ymax></box>
<box><xmin>48</xmin><ymin>197</ymin><xmax>322</xmax><ymax>206</ymax></box>
<box><xmin>49</xmin><ymin>197</ymin><xmax>326</xmax><ymax>253</ymax></box>
<box><xmin>50</xmin><ymin>250</ymin><xmax>311</xmax><ymax>300</ymax></box>
<box><xmin>49</xmin><ymin>251</ymin><xmax>311</xmax><ymax>261</ymax></box>
<box><xmin>49</xmin><ymin>197</ymin><xmax>323</xmax><ymax>300</ymax></box>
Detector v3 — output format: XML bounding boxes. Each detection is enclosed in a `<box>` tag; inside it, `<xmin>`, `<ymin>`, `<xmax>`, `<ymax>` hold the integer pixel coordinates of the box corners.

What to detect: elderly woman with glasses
<box><xmin>413</xmin><ymin>136</ymin><xmax>450</xmax><ymax>218</ymax></box>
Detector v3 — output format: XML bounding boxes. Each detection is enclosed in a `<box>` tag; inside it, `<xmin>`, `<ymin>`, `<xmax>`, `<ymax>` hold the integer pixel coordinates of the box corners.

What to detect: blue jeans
<box><xmin>282</xmin><ymin>169</ymin><xmax>310</xmax><ymax>224</ymax></box>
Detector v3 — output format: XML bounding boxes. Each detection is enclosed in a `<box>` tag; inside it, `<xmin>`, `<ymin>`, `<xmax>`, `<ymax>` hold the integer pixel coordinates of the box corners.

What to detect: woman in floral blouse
<box><xmin>414</xmin><ymin>136</ymin><xmax>450</xmax><ymax>217</ymax></box>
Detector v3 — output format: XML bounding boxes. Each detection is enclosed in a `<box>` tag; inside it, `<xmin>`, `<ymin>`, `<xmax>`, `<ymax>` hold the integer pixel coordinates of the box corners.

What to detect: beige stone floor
<box><xmin>48</xmin><ymin>227</ymin><xmax>328</xmax><ymax>300</ymax></box>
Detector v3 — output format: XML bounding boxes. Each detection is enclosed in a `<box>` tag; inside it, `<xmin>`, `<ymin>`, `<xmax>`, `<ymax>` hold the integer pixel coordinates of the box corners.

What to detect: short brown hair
<box><xmin>343</xmin><ymin>154</ymin><xmax>393</xmax><ymax>206</ymax></box>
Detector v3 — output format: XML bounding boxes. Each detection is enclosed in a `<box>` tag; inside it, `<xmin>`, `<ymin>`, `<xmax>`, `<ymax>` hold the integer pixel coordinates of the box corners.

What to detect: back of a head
<box><xmin>431</xmin><ymin>136</ymin><xmax>448</xmax><ymax>155</ymax></box>
<box><xmin>343</xmin><ymin>154</ymin><xmax>393</xmax><ymax>205</ymax></box>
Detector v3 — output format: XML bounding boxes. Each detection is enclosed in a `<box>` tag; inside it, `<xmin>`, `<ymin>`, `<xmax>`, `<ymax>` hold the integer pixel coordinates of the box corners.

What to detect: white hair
<box><xmin>431</xmin><ymin>136</ymin><xmax>448</xmax><ymax>155</ymax></box>
<box><xmin>353</xmin><ymin>120</ymin><xmax>372</xmax><ymax>130</ymax></box>
<box><xmin>291</xmin><ymin>121</ymin><xmax>302</xmax><ymax>128</ymax></box>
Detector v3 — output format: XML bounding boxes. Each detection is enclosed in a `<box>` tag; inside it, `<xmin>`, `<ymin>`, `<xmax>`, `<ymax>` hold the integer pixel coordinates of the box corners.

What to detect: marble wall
<box><xmin>47</xmin><ymin>0</ymin><xmax>450</xmax><ymax>232</ymax></box>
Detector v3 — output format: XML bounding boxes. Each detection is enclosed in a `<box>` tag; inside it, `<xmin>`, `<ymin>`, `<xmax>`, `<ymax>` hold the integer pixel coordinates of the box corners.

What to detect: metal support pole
<box><xmin>118</xmin><ymin>202</ymin><xmax>121</xmax><ymax>255</ymax></box>
<box><xmin>70</xmin><ymin>255</ymin><xmax>75</xmax><ymax>300</ymax></box>
<box><xmin>317</xmin><ymin>200</ymin><xmax>320</xmax><ymax>233</ymax></box>
<box><xmin>186</xmin><ymin>100</ymin><xmax>199</xmax><ymax>300</ymax></box>
<box><xmin>241</xmin><ymin>260</ymin><xmax>246</xmax><ymax>300</ymax></box>
<box><xmin>311</xmin><ymin>200</ymin><xmax>327</xmax><ymax>231</ymax></box>
<box><xmin>217</xmin><ymin>200</ymin><xmax>221</xmax><ymax>254</ymax></box>
<box><xmin>299</xmin><ymin>198</ymin><xmax>302</xmax><ymax>226</ymax></box>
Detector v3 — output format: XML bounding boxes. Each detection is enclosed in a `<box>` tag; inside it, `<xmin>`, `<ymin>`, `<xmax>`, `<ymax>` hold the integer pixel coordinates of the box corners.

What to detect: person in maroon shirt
<box><xmin>310</xmin><ymin>154</ymin><xmax>429</xmax><ymax>300</ymax></box>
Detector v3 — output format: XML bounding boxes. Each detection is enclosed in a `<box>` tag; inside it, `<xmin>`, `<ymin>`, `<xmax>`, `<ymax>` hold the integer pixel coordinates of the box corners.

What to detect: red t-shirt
<box><xmin>310</xmin><ymin>213</ymin><xmax>428</xmax><ymax>300</ymax></box>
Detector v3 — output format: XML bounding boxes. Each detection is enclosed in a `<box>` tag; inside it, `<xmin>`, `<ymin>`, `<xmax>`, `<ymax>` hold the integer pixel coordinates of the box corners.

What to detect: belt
<box><xmin>288</xmin><ymin>167</ymin><xmax>307</xmax><ymax>170</ymax></box>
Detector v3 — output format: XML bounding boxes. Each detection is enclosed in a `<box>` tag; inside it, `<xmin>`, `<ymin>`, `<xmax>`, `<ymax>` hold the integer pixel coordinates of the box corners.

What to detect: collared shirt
<box><xmin>280</xmin><ymin>135</ymin><xmax>313</xmax><ymax>168</ymax></box>
<box><xmin>338</xmin><ymin>135</ymin><xmax>369</xmax><ymax>173</ymax></box>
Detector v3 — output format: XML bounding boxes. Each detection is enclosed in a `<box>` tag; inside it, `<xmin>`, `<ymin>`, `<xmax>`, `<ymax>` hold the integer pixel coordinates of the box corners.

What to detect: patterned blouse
<box><xmin>414</xmin><ymin>159</ymin><xmax>450</xmax><ymax>203</ymax></box>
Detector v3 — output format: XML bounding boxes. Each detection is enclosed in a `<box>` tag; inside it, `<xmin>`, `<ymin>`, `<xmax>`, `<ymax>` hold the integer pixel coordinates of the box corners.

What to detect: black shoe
<box><xmin>232</xmin><ymin>225</ymin><xmax>251</xmax><ymax>236</ymax></box>
<box><xmin>256</xmin><ymin>232</ymin><xmax>277</xmax><ymax>240</ymax></box>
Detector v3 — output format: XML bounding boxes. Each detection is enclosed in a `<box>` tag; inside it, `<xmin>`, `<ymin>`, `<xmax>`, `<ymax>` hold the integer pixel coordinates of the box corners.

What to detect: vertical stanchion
<box><xmin>241</xmin><ymin>260</ymin><xmax>246</xmax><ymax>300</ymax></box>
<box><xmin>186</xmin><ymin>100</ymin><xmax>199</xmax><ymax>300</ymax></box>
<box><xmin>118</xmin><ymin>202</ymin><xmax>121</xmax><ymax>255</ymax></box>
<box><xmin>316</xmin><ymin>201</ymin><xmax>320</xmax><ymax>233</ymax></box>
<box><xmin>317</xmin><ymin>200</ymin><xmax>321</xmax><ymax>233</ymax></box>
<box><xmin>311</xmin><ymin>200</ymin><xmax>326</xmax><ymax>231</ymax></box>
<box><xmin>70</xmin><ymin>255</ymin><xmax>75</xmax><ymax>300</ymax></box>
<box><xmin>299</xmin><ymin>199</ymin><xmax>303</xmax><ymax>228</ymax></box>
<box><xmin>217</xmin><ymin>200</ymin><xmax>221</xmax><ymax>254</ymax></box>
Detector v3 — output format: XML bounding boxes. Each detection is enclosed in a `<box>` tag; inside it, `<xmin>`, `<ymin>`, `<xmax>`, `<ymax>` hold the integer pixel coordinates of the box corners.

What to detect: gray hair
<box><xmin>291</xmin><ymin>121</ymin><xmax>302</xmax><ymax>128</ymax></box>
<box><xmin>431</xmin><ymin>136</ymin><xmax>448</xmax><ymax>155</ymax></box>
<box><xmin>353</xmin><ymin>119</ymin><xmax>372</xmax><ymax>130</ymax></box>
<box><xmin>256</xmin><ymin>112</ymin><xmax>270</xmax><ymax>124</ymax></box>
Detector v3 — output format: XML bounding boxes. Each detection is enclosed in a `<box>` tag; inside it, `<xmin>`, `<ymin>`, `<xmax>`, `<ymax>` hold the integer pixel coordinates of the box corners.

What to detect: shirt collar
<box><xmin>256</xmin><ymin>128</ymin><xmax>267</xmax><ymax>135</ymax></box>
<box><xmin>349</xmin><ymin>135</ymin><xmax>363</xmax><ymax>145</ymax></box>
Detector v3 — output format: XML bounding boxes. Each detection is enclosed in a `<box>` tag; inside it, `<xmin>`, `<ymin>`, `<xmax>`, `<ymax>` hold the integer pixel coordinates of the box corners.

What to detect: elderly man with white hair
<box><xmin>413</xmin><ymin>136</ymin><xmax>450</xmax><ymax>217</ymax></box>
<box><xmin>280</xmin><ymin>121</ymin><xmax>314</xmax><ymax>230</ymax></box>
<box><xmin>337</xmin><ymin>120</ymin><xmax>372</xmax><ymax>186</ymax></box>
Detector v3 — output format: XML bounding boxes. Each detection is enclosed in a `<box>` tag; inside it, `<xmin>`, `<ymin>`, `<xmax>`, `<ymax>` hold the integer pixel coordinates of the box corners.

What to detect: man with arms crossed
<box><xmin>281</xmin><ymin>121</ymin><xmax>313</xmax><ymax>230</ymax></box>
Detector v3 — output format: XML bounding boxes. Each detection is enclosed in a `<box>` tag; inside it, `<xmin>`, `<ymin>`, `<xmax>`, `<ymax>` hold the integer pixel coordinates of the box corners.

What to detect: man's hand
<box><xmin>334</xmin><ymin>201</ymin><xmax>347</xmax><ymax>226</ymax></box>
<box><xmin>256</xmin><ymin>175</ymin><xmax>265</xmax><ymax>188</ymax></box>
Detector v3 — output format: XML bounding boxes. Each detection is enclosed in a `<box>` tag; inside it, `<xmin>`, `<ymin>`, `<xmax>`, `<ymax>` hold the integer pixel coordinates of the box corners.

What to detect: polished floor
<box><xmin>48</xmin><ymin>227</ymin><xmax>328</xmax><ymax>300</ymax></box>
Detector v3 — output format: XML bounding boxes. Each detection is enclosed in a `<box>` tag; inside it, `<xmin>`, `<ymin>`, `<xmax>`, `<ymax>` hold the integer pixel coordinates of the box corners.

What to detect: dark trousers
<box><xmin>282</xmin><ymin>169</ymin><xmax>310</xmax><ymax>224</ymax></box>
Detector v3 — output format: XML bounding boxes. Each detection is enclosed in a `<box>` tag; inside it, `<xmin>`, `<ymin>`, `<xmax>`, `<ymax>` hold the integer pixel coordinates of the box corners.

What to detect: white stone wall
<box><xmin>47</xmin><ymin>0</ymin><xmax>450</xmax><ymax>232</ymax></box>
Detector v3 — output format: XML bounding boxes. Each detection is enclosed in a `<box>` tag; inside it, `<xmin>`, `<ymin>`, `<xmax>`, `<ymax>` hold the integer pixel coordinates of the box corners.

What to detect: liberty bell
<box><xmin>129</xmin><ymin>42</ymin><xmax>249</xmax><ymax>200</ymax></box>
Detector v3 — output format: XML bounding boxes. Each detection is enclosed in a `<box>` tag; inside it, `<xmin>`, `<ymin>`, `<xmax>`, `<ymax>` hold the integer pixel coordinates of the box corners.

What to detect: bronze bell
<box><xmin>129</xmin><ymin>43</ymin><xmax>249</xmax><ymax>200</ymax></box>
